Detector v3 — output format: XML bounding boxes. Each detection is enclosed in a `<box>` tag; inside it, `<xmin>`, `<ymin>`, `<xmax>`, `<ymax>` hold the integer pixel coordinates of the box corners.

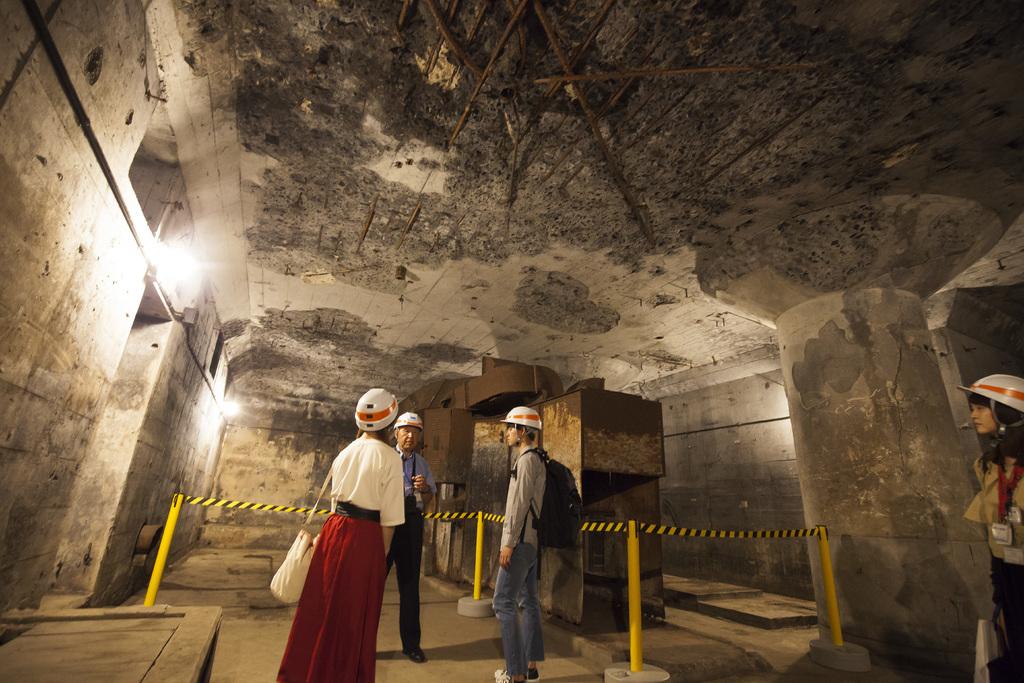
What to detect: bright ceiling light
<box><xmin>222</xmin><ymin>400</ymin><xmax>240</xmax><ymax>418</ymax></box>
<box><xmin>153</xmin><ymin>244</ymin><xmax>198</xmax><ymax>291</ymax></box>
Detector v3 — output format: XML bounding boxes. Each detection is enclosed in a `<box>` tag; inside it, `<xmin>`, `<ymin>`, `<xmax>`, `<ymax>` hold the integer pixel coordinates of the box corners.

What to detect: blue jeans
<box><xmin>493</xmin><ymin>543</ymin><xmax>545</xmax><ymax>677</ymax></box>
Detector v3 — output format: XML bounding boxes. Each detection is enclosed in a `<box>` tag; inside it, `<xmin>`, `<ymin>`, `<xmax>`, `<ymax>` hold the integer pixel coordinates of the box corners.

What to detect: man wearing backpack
<box><xmin>493</xmin><ymin>407</ymin><xmax>547</xmax><ymax>683</ymax></box>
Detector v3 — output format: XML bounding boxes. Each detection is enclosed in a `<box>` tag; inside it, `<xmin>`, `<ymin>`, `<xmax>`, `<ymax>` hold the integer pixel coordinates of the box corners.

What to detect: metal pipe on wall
<box><xmin>19</xmin><ymin>0</ymin><xmax>234</xmax><ymax>416</ymax></box>
<box><xmin>19</xmin><ymin>0</ymin><xmax>169</xmax><ymax>311</ymax></box>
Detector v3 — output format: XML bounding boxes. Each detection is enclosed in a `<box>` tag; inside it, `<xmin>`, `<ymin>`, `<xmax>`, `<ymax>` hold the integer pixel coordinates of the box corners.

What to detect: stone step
<box><xmin>695</xmin><ymin>594</ymin><xmax>818</xmax><ymax>629</ymax></box>
<box><xmin>662</xmin><ymin>574</ymin><xmax>763</xmax><ymax>608</ymax></box>
<box><xmin>663</xmin><ymin>575</ymin><xmax>817</xmax><ymax>629</ymax></box>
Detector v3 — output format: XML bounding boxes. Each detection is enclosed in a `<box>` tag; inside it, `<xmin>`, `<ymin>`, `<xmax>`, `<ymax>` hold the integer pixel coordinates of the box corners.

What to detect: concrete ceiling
<box><xmin>149</xmin><ymin>0</ymin><xmax>1024</xmax><ymax>409</ymax></box>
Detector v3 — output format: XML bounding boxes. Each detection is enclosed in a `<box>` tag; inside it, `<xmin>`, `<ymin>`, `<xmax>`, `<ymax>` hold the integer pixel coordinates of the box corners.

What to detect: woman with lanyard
<box><xmin>962</xmin><ymin>374</ymin><xmax>1024</xmax><ymax>682</ymax></box>
<box><xmin>278</xmin><ymin>388</ymin><xmax>405</xmax><ymax>683</ymax></box>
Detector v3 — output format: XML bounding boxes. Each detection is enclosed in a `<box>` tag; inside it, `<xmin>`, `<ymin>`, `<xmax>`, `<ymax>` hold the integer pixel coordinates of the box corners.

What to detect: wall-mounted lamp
<box><xmin>153</xmin><ymin>243</ymin><xmax>198</xmax><ymax>291</ymax></box>
<box><xmin>222</xmin><ymin>400</ymin><xmax>240</xmax><ymax>418</ymax></box>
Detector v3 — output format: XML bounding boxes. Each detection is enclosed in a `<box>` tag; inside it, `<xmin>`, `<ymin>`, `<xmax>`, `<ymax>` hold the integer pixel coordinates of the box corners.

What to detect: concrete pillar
<box><xmin>777</xmin><ymin>288</ymin><xmax>989</xmax><ymax>671</ymax></box>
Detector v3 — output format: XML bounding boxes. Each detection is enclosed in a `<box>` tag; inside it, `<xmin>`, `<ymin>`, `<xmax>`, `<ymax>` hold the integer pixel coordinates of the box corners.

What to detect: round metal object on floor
<box><xmin>603</xmin><ymin>663</ymin><xmax>670</xmax><ymax>682</ymax></box>
<box><xmin>808</xmin><ymin>638</ymin><xmax>871</xmax><ymax>672</ymax></box>
<box><xmin>456</xmin><ymin>595</ymin><xmax>493</xmax><ymax>618</ymax></box>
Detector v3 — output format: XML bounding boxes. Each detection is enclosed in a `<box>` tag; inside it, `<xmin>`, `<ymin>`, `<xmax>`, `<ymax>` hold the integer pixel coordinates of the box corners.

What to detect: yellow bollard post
<box><xmin>603</xmin><ymin>522</ymin><xmax>668</xmax><ymax>681</ymax></box>
<box><xmin>815</xmin><ymin>525</ymin><xmax>844</xmax><ymax>647</ymax></box>
<box><xmin>144</xmin><ymin>493</ymin><xmax>184</xmax><ymax>607</ymax></box>
<box><xmin>473</xmin><ymin>510</ymin><xmax>484</xmax><ymax>601</ymax></box>
<box><xmin>458</xmin><ymin>510</ymin><xmax>492</xmax><ymax>617</ymax></box>
<box><xmin>627</xmin><ymin>519</ymin><xmax>643</xmax><ymax>673</ymax></box>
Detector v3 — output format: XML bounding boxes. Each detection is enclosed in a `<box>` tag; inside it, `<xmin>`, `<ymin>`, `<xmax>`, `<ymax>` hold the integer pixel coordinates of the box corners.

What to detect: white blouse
<box><xmin>330</xmin><ymin>436</ymin><xmax>405</xmax><ymax>527</ymax></box>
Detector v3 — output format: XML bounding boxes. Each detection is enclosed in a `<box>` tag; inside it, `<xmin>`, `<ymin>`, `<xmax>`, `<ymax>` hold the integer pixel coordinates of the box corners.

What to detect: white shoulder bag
<box><xmin>270</xmin><ymin>470</ymin><xmax>332</xmax><ymax>604</ymax></box>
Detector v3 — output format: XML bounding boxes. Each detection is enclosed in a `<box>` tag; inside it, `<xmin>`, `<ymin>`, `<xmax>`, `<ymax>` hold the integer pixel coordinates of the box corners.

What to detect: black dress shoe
<box><xmin>403</xmin><ymin>647</ymin><xmax>427</xmax><ymax>663</ymax></box>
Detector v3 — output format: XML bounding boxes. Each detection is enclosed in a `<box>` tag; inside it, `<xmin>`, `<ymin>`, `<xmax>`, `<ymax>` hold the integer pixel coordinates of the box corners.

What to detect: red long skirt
<box><xmin>278</xmin><ymin>515</ymin><xmax>385</xmax><ymax>683</ymax></box>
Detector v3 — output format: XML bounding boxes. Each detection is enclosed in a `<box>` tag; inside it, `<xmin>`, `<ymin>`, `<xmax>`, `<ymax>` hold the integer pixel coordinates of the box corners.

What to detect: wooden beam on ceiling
<box><xmin>355</xmin><ymin>195</ymin><xmax>379</xmax><ymax>253</ymax></box>
<box><xmin>558</xmin><ymin>86</ymin><xmax>693</xmax><ymax>190</ymax></box>
<box><xmin>448</xmin><ymin>0</ymin><xmax>494</xmax><ymax>87</ymax></box>
<box><xmin>532</xmin><ymin>0</ymin><xmax>655</xmax><ymax>247</ymax></box>
<box><xmin>398</xmin><ymin>0</ymin><xmax>414</xmax><ymax>31</ymax></box>
<box><xmin>396</xmin><ymin>200</ymin><xmax>423</xmax><ymax>250</ymax></box>
<box><xmin>422</xmin><ymin>0</ymin><xmax>485</xmax><ymax>78</ymax></box>
<box><xmin>533</xmin><ymin>62</ymin><xmax>816</xmax><ymax>84</ymax></box>
<box><xmin>507</xmin><ymin>0</ymin><xmax>617</xmax><ymax>202</ymax></box>
<box><xmin>502</xmin><ymin>0</ymin><xmax>528</xmax><ymax>72</ymax></box>
<box><xmin>540</xmin><ymin>0</ymin><xmax>617</xmax><ymax>98</ymax></box>
<box><xmin>426</xmin><ymin>0</ymin><xmax>462</xmax><ymax>75</ymax></box>
<box><xmin>536</xmin><ymin>37</ymin><xmax>663</xmax><ymax>186</ymax></box>
<box><xmin>448</xmin><ymin>0</ymin><xmax>530</xmax><ymax>147</ymax></box>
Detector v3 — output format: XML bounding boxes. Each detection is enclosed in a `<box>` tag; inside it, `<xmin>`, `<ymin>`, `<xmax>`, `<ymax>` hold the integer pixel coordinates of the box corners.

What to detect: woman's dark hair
<box><xmin>990</xmin><ymin>427</ymin><xmax>1024</xmax><ymax>468</ymax></box>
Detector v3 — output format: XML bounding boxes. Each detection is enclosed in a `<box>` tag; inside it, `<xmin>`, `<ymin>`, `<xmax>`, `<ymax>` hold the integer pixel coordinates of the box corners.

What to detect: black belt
<box><xmin>334</xmin><ymin>500</ymin><xmax>381</xmax><ymax>522</ymax></box>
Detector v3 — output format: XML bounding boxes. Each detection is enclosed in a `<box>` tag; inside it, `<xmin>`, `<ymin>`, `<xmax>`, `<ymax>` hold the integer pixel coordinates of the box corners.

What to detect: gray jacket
<box><xmin>501</xmin><ymin>448</ymin><xmax>546</xmax><ymax>548</ymax></box>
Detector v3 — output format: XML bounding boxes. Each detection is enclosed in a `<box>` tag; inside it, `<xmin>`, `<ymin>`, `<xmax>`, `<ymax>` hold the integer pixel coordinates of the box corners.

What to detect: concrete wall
<box><xmin>930</xmin><ymin>288</ymin><xmax>1024</xmax><ymax>469</ymax></box>
<box><xmin>0</xmin><ymin>0</ymin><xmax>158</xmax><ymax>611</ymax></box>
<box><xmin>102</xmin><ymin>293</ymin><xmax>226</xmax><ymax>603</ymax></box>
<box><xmin>55</xmin><ymin>285</ymin><xmax>227</xmax><ymax>605</ymax></box>
<box><xmin>653</xmin><ymin>363</ymin><xmax>813</xmax><ymax>599</ymax></box>
<box><xmin>200</xmin><ymin>397</ymin><xmax>353</xmax><ymax>549</ymax></box>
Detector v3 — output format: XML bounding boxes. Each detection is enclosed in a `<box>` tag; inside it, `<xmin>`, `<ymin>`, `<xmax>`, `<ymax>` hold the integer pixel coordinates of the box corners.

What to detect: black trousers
<box><xmin>991</xmin><ymin>555</ymin><xmax>1024</xmax><ymax>682</ymax></box>
<box><xmin>386</xmin><ymin>503</ymin><xmax>424</xmax><ymax>651</ymax></box>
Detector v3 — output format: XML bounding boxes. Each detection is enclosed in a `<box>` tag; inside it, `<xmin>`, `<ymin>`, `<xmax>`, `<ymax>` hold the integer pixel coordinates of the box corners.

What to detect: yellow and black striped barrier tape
<box><xmin>638</xmin><ymin>524</ymin><xmax>818</xmax><ymax>538</ymax></box>
<box><xmin>585</xmin><ymin>520</ymin><xmax>815</xmax><ymax>536</ymax></box>
<box><xmin>581</xmin><ymin>521</ymin><xmax>818</xmax><ymax>537</ymax></box>
<box><xmin>423</xmin><ymin>511</ymin><xmax>505</xmax><ymax>523</ymax></box>
<box><xmin>178</xmin><ymin>493</ymin><xmax>817</xmax><ymax>539</ymax></box>
<box><xmin>182</xmin><ymin>494</ymin><xmax>332</xmax><ymax>516</ymax></box>
<box><xmin>180</xmin><ymin>495</ymin><xmax>507</xmax><ymax>523</ymax></box>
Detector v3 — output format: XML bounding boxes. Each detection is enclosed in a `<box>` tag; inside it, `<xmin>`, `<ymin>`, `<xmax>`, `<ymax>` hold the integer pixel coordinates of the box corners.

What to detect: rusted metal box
<box><xmin>422</xmin><ymin>407</ymin><xmax>475</xmax><ymax>483</ymax></box>
<box><xmin>539</xmin><ymin>389</ymin><xmax>665</xmax><ymax>624</ymax></box>
<box><xmin>541</xmin><ymin>388</ymin><xmax>665</xmax><ymax>476</ymax></box>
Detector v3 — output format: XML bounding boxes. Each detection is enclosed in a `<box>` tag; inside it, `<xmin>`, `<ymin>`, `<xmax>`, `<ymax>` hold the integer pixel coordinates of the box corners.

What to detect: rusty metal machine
<box><xmin>402</xmin><ymin>358</ymin><xmax>665</xmax><ymax>627</ymax></box>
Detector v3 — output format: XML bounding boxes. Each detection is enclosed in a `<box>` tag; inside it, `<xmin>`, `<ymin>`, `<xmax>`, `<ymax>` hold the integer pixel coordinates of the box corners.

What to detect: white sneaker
<box><xmin>494</xmin><ymin>670</ymin><xmax>512</xmax><ymax>683</ymax></box>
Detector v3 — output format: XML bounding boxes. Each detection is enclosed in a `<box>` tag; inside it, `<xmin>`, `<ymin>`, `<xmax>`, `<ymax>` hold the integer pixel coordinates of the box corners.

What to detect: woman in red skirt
<box><xmin>279</xmin><ymin>388</ymin><xmax>406</xmax><ymax>683</ymax></box>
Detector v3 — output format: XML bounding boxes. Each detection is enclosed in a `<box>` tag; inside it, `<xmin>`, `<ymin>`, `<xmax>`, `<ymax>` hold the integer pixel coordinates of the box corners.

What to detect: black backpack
<box><xmin>528</xmin><ymin>448</ymin><xmax>582</xmax><ymax>548</ymax></box>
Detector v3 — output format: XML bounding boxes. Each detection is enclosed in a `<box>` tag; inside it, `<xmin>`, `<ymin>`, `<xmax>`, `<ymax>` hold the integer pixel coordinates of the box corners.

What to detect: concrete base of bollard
<box><xmin>808</xmin><ymin>639</ymin><xmax>871</xmax><ymax>672</ymax></box>
<box><xmin>603</xmin><ymin>663</ymin><xmax>670</xmax><ymax>682</ymax></box>
<box><xmin>457</xmin><ymin>595</ymin><xmax>493</xmax><ymax>618</ymax></box>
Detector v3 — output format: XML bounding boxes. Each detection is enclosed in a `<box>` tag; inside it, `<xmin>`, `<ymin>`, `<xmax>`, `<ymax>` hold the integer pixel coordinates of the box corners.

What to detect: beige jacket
<box><xmin>964</xmin><ymin>458</ymin><xmax>1024</xmax><ymax>559</ymax></box>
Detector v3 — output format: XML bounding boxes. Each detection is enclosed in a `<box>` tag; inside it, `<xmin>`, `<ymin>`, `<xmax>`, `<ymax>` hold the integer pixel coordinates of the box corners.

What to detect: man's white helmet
<box><xmin>394</xmin><ymin>412</ymin><xmax>423</xmax><ymax>430</ymax></box>
<box><xmin>355</xmin><ymin>388</ymin><xmax>399</xmax><ymax>432</ymax></box>
<box><xmin>958</xmin><ymin>374</ymin><xmax>1024</xmax><ymax>427</ymax></box>
<box><xmin>500</xmin><ymin>406</ymin><xmax>542</xmax><ymax>432</ymax></box>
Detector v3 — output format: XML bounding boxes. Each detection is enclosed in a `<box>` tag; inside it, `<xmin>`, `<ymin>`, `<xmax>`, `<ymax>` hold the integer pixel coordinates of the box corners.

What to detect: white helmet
<box><xmin>501</xmin><ymin>406</ymin><xmax>542</xmax><ymax>432</ymax></box>
<box><xmin>394</xmin><ymin>412</ymin><xmax>423</xmax><ymax>430</ymax></box>
<box><xmin>355</xmin><ymin>388</ymin><xmax>398</xmax><ymax>432</ymax></box>
<box><xmin>958</xmin><ymin>374</ymin><xmax>1024</xmax><ymax>428</ymax></box>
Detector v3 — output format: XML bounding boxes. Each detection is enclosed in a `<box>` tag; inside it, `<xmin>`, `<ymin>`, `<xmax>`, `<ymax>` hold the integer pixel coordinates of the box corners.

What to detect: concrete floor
<box><xmin>128</xmin><ymin>549</ymin><xmax>962</xmax><ymax>682</ymax></box>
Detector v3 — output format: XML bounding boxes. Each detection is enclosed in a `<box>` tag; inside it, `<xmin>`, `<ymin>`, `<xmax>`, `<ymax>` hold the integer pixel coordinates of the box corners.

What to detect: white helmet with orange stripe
<box><xmin>958</xmin><ymin>374</ymin><xmax>1024</xmax><ymax>433</ymax></box>
<box><xmin>501</xmin><ymin>406</ymin><xmax>542</xmax><ymax>432</ymax></box>
<box><xmin>394</xmin><ymin>412</ymin><xmax>423</xmax><ymax>431</ymax></box>
<box><xmin>355</xmin><ymin>388</ymin><xmax>399</xmax><ymax>432</ymax></box>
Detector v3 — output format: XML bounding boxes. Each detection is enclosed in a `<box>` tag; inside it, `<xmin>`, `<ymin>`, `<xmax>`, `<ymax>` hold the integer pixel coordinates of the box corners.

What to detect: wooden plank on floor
<box><xmin>1</xmin><ymin>605</ymin><xmax>181</xmax><ymax>623</ymax></box>
<box><xmin>143</xmin><ymin>606</ymin><xmax>222</xmax><ymax>683</ymax></box>
<box><xmin>0</xmin><ymin>628</ymin><xmax>174</xmax><ymax>682</ymax></box>
<box><xmin>26</xmin><ymin>618</ymin><xmax>179</xmax><ymax>636</ymax></box>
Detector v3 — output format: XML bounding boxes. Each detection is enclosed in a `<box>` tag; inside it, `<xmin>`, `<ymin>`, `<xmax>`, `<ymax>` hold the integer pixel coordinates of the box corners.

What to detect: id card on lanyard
<box><xmin>992</xmin><ymin>466</ymin><xmax>1024</xmax><ymax>552</ymax></box>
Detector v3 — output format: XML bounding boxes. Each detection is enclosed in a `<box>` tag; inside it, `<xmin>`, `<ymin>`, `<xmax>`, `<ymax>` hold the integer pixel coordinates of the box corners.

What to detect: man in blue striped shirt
<box><xmin>387</xmin><ymin>412</ymin><xmax>436</xmax><ymax>663</ymax></box>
